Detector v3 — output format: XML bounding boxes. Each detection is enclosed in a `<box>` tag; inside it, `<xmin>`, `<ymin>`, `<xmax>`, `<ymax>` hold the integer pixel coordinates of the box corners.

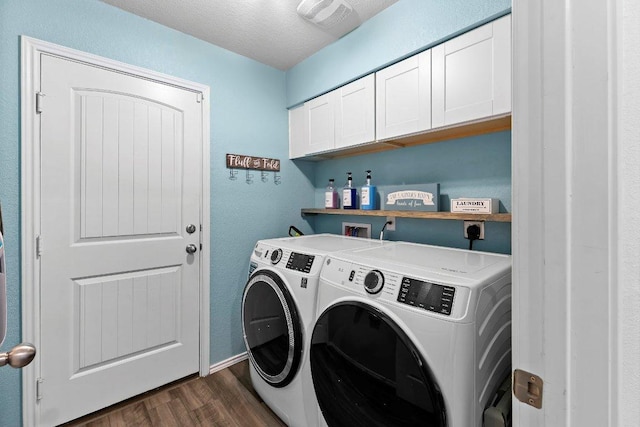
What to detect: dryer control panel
<box><xmin>398</xmin><ymin>277</ymin><xmax>455</xmax><ymax>316</ymax></box>
<box><xmin>319</xmin><ymin>256</ymin><xmax>472</xmax><ymax>320</ymax></box>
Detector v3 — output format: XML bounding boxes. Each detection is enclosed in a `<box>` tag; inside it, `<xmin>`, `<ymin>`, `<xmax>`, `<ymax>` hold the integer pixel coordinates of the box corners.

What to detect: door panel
<box><xmin>375</xmin><ymin>51</ymin><xmax>431</xmax><ymax>140</ymax></box>
<box><xmin>74</xmin><ymin>267</ymin><xmax>180</xmax><ymax>371</ymax></box>
<box><xmin>288</xmin><ymin>105</ymin><xmax>307</xmax><ymax>159</ymax></box>
<box><xmin>305</xmin><ymin>92</ymin><xmax>335</xmax><ymax>154</ymax></box>
<box><xmin>39</xmin><ymin>53</ymin><xmax>201</xmax><ymax>426</ymax></box>
<box><xmin>432</xmin><ymin>15</ymin><xmax>511</xmax><ymax>128</ymax></box>
<box><xmin>335</xmin><ymin>74</ymin><xmax>375</xmax><ymax>149</ymax></box>
<box><xmin>76</xmin><ymin>92</ymin><xmax>183</xmax><ymax>239</ymax></box>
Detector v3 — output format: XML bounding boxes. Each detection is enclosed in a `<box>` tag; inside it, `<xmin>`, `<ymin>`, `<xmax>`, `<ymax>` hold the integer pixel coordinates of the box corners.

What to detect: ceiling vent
<box><xmin>296</xmin><ymin>0</ymin><xmax>355</xmax><ymax>29</ymax></box>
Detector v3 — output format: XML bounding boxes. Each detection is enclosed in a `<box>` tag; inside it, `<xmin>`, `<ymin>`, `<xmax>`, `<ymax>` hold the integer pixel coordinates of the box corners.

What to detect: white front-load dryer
<box><xmin>242</xmin><ymin>234</ymin><xmax>386</xmax><ymax>427</ymax></box>
<box><xmin>310</xmin><ymin>241</ymin><xmax>512</xmax><ymax>427</ymax></box>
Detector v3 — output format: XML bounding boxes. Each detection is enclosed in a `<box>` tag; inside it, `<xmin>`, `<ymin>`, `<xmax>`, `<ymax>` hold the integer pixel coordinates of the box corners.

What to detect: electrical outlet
<box><xmin>386</xmin><ymin>217</ymin><xmax>396</xmax><ymax>231</ymax></box>
<box><xmin>463</xmin><ymin>221</ymin><xmax>485</xmax><ymax>239</ymax></box>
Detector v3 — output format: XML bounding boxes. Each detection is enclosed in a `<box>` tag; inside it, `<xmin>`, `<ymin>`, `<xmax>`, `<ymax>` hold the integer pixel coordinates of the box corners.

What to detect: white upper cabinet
<box><xmin>335</xmin><ymin>74</ymin><xmax>375</xmax><ymax>149</ymax></box>
<box><xmin>289</xmin><ymin>14</ymin><xmax>512</xmax><ymax>158</ymax></box>
<box><xmin>289</xmin><ymin>74</ymin><xmax>375</xmax><ymax>159</ymax></box>
<box><xmin>289</xmin><ymin>104</ymin><xmax>307</xmax><ymax>159</ymax></box>
<box><xmin>288</xmin><ymin>92</ymin><xmax>336</xmax><ymax>159</ymax></box>
<box><xmin>432</xmin><ymin>15</ymin><xmax>511</xmax><ymax>128</ymax></box>
<box><xmin>376</xmin><ymin>50</ymin><xmax>431</xmax><ymax>140</ymax></box>
<box><xmin>306</xmin><ymin>92</ymin><xmax>336</xmax><ymax>154</ymax></box>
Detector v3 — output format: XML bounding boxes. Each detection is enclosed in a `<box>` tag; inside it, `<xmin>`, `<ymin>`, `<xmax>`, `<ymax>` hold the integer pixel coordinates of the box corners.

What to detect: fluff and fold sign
<box><xmin>382</xmin><ymin>184</ymin><xmax>440</xmax><ymax>211</ymax></box>
<box><xmin>226</xmin><ymin>153</ymin><xmax>280</xmax><ymax>172</ymax></box>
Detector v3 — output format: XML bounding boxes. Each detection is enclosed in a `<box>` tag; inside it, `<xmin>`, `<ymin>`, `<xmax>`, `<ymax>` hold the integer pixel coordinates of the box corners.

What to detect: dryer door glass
<box><xmin>242</xmin><ymin>270</ymin><xmax>303</xmax><ymax>388</ymax></box>
<box><xmin>310</xmin><ymin>301</ymin><xmax>446</xmax><ymax>427</ymax></box>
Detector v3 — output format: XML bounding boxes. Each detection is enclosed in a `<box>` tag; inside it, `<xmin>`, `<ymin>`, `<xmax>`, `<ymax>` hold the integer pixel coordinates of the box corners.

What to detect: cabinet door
<box><xmin>376</xmin><ymin>50</ymin><xmax>431</xmax><ymax>140</ymax></box>
<box><xmin>288</xmin><ymin>105</ymin><xmax>307</xmax><ymax>159</ymax></box>
<box><xmin>305</xmin><ymin>92</ymin><xmax>335</xmax><ymax>154</ymax></box>
<box><xmin>432</xmin><ymin>15</ymin><xmax>511</xmax><ymax>128</ymax></box>
<box><xmin>335</xmin><ymin>74</ymin><xmax>375</xmax><ymax>149</ymax></box>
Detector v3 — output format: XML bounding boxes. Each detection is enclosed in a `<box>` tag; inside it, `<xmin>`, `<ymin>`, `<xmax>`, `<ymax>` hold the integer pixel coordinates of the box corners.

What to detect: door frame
<box><xmin>511</xmin><ymin>0</ymin><xmax>638</xmax><ymax>425</ymax></box>
<box><xmin>20</xmin><ymin>36</ymin><xmax>211</xmax><ymax>426</ymax></box>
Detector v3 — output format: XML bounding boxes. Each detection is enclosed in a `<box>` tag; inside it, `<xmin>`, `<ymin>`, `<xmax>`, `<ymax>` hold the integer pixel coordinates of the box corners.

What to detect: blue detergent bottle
<box><xmin>360</xmin><ymin>170</ymin><xmax>377</xmax><ymax>210</ymax></box>
<box><xmin>342</xmin><ymin>172</ymin><xmax>358</xmax><ymax>209</ymax></box>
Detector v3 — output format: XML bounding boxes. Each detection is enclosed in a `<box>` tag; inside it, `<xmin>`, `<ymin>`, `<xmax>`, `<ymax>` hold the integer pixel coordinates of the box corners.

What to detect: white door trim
<box><xmin>512</xmin><ymin>1</ymin><xmax>627</xmax><ymax>425</ymax></box>
<box><xmin>20</xmin><ymin>36</ymin><xmax>211</xmax><ymax>427</ymax></box>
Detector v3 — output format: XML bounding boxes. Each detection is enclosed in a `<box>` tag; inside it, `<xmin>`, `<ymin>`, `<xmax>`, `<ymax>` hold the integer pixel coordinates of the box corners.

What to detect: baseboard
<box><xmin>209</xmin><ymin>352</ymin><xmax>248</xmax><ymax>375</ymax></box>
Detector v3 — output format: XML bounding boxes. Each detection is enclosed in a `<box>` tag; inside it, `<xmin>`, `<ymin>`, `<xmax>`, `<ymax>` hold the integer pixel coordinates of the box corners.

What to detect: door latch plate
<box><xmin>513</xmin><ymin>369</ymin><xmax>543</xmax><ymax>409</ymax></box>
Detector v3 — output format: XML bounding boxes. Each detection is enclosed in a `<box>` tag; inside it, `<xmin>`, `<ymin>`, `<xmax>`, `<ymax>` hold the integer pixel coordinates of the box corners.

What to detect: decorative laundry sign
<box><xmin>226</xmin><ymin>153</ymin><xmax>280</xmax><ymax>172</ymax></box>
<box><xmin>450</xmin><ymin>198</ymin><xmax>499</xmax><ymax>214</ymax></box>
<box><xmin>382</xmin><ymin>184</ymin><xmax>440</xmax><ymax>211</ymax></box>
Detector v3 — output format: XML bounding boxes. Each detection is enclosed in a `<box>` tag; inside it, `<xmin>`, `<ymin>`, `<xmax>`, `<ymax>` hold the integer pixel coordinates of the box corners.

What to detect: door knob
<box><xmin>186</xmin><ymin>244</ymin><xmax>198</xmax><ymax>254</ymax></box>
<box><xmin>0</xmin><ymin>342</ymin><xmax>36</xmax><ymax>369</ymax></box>
<box><xmin>186</xmin><ymin>224</ymin><xmax>197</xmax><ymax>234</ymax></box>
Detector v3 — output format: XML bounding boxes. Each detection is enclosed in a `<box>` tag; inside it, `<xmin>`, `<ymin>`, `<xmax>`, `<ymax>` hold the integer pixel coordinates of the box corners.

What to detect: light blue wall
<box><xmin>308</xmin><ymin>131</ymin><xmax>512</xmax><ymax>254</ymax></box>
<box><xmin>286</xmin><ymin>0</ymin><xmax>512</xmax><ymax>107</ymax></box>
<box><xmin>0</xmin><ymin>0</ymin><xmax>313</xmax><ymax>424</ymax></box>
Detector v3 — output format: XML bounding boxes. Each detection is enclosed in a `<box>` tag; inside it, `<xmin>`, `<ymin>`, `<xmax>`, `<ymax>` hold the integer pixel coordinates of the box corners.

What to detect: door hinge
<box><xmin>36</xmin><ymin>235</ymin><xmax>43</xmax><ymax>258</ymax></box>
<box><xmin>36</xmin><ymin>92</ymin><xmax>45</xmax><ymax>114</ymax></box>
<box><xmin>513</xmin><ymin>369</ymin><xmax>543</xmax><ymax>409</ymax></box>
<box><xmin>36</xmin><ymin>377</ymin><xmax>43</xmax><ymax>401</ymax></box>
<box><xmin>196</xmin><ymin>92</ymin><xmax>203</xmax><ymax>103</ymax></box>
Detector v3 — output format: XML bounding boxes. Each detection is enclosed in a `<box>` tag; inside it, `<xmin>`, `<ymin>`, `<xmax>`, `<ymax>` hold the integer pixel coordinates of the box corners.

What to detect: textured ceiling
<box><xmin>100</xmin><ymin>0</ymin><xmax>399</xmax><ymax>70</ymax></box>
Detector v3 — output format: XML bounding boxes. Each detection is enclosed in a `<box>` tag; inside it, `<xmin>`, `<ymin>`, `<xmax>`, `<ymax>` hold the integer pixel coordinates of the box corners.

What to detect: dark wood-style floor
<box><xmin>62</xmin><ymin>360</ymin><xmax>286</xmax><ymax>427</ymax></box>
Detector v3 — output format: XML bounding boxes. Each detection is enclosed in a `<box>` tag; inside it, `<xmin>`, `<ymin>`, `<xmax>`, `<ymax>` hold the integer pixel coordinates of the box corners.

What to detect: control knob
<box><xmin>270</xmin><ymin>248</ymin><xmax>283</xmax><ymax>265</ymax></box>
<box><xmin>364</xmin><ymin>270</ymin><xmax>384</xmax><ymax>294</ymax></box>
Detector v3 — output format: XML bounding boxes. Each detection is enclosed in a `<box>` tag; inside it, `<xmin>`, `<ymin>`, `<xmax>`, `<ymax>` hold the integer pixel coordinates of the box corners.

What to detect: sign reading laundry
<box><xmin>226</xmin><ymin>153</ymin><xmax>280</xmax><ymax>172</ymax></box>
<box><xmin>382</xmin><ymin>184</ymin><xmax>440</xmax><ymax>212</ymax></box>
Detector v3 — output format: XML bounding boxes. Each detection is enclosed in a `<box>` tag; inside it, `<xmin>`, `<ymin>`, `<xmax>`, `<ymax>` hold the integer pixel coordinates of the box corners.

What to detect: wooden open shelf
<box><xmin>301</xmin><ymin>208</ymin><xmax>512</xmax><ymax>223</ymax></box>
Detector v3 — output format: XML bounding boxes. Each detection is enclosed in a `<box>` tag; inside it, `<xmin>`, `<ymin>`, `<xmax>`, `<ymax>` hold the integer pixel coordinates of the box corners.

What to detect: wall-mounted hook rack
<box><xmin>225</xmin><ymin>153</ymin><xmax>281</xmax><ymax>185</ymax></box>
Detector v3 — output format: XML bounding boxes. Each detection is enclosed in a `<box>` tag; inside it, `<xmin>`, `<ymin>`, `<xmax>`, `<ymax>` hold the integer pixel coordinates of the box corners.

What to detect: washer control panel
<box><xmin>398</xmin><ymin>277</ymin><xmax>455</xmax><ymax>316</ymax></box>
<box><xmin>286</xmin><ymin>252</ymin><xmax>315</xmax><ymax>273</ymax></box>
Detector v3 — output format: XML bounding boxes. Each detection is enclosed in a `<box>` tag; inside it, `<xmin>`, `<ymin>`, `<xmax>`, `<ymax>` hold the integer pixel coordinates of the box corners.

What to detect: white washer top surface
<box><xmin>331</xmin><ymin>241</ymin><xmax>511</xmax><ymax>287</ymax></box>
<box><xmin>265</xmin><ymin>233</ymin><xmax>386</xmax><ymax>254</ymax></box>
<box><xmin>251</xmin><ymin>234</ymin><xmax>389</xmax><ymax>279</ymax></box>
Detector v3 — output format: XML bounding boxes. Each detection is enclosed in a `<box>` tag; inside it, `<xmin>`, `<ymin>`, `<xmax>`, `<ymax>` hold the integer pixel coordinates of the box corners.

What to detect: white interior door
<box><xmin>38</xmin><ymin>53</ymin><xmax>202</xmax><ymax>425</ymax></box>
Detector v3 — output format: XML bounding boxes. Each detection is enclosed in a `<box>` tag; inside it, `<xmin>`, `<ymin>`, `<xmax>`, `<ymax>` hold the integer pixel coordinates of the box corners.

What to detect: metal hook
<box><xmin>261</xmin><ymin>171</ymin><xmax>269</xmax><ymax>183</ymax></box>
<box><xmin>246</xmin><ymin>170</ymin><xmax>254</xmax><ymax>184</ymax></box>
<box><xmin>274</xmin><ymin>172</ymin><xmax>282</xmax><ymax>185</ymax></box>
<box><xmin>229</xmin><ymin>169</ymin><xmax>238</xmax><ymax>181</ymax></box>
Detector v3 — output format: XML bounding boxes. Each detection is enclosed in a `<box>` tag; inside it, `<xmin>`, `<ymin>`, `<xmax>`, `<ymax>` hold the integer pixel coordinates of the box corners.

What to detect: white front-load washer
<box><xmin>241</xmin><ymin>234</ymin><xmax>386</xmax><ymax>427</ymax></box>
<box><xmin>310</xmin><ymin>241</ymin><xmax>512</xmax><ymax>427</ymax></box>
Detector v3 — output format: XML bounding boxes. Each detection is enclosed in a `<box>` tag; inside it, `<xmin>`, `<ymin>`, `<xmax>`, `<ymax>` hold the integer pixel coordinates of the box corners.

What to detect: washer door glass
<box><xmin>311</xmin><ymin>302</ymin><xmax>446</xmax><ymax>427</ymax></box>
<box><xmin>242</xmin><ymin>269</ymin><xmax>303</xmax><ymax>388</ymax></box>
